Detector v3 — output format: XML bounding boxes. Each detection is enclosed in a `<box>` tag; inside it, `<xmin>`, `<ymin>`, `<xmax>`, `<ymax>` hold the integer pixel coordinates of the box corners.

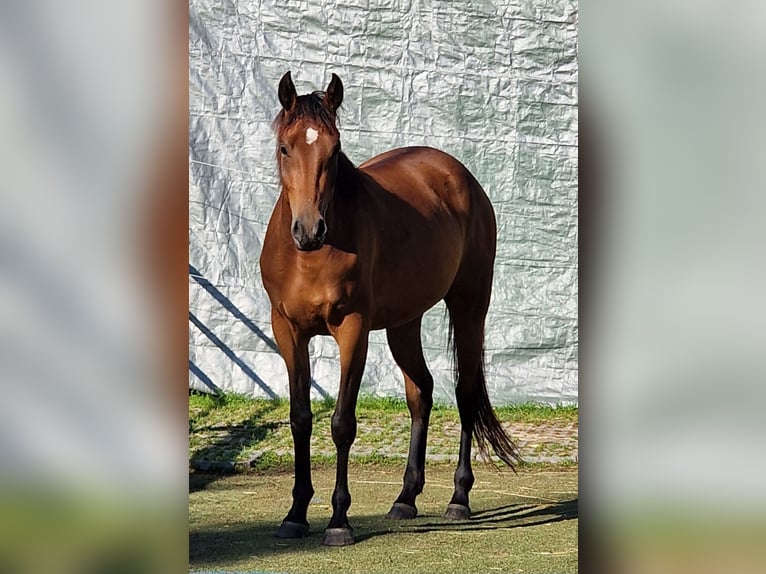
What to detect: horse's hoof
<box><xmin>323</xmin><ymin>527</ymin><xmax>355</xmax><ymax>546</ymax></box>
<box><xmin>386</xmin><ymin>502</ymin><xmax>418</xmax><ymax>520</ymax></box>
<box><xmin>274</xmin><ymin>520</ymin><xmax>309</xmax><ymax>538</ymax></box>
<box><xmin>444</xmin><ymin>503</ymin><xmax>471</xmax><ymax>520</ymax></box>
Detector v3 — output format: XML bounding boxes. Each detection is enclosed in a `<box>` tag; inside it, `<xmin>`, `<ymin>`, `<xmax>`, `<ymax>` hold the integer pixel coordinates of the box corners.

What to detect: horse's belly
<box><xmin>369</xmin><ymin>239</ymin><xmax>462</xmax><ymax>329</ymax></box>
<box><xmin>370</xmin><ymin>290</ymin><xmax>448</xmax><ymax>330</ymax></box>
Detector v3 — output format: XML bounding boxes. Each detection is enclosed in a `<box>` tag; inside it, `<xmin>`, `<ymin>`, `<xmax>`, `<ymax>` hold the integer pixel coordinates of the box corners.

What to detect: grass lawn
<box><xmin>189</xmin><ymin>393</ymin><xmax>578</xmax><ymax>573</ymax></box>
<box><xmin>190</xmin><ymin>461</ymin><xmax>577</xmax><ymax>574</ymax></box>
<box><xmin>189</xmin><ymin>393</ymin><xmax>578</xmax><ymax>469</ymax></box>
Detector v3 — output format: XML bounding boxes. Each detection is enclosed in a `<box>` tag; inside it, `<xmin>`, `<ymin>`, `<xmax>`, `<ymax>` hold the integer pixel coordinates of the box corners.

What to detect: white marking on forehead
<box><xmin>305</xmin><ymin>127</ymin><xmax>319</xmax><ymax>145</ymax></box>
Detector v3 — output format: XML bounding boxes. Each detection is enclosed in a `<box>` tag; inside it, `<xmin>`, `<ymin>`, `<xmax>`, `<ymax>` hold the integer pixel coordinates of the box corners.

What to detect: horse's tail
<box><xmin>447</xmin><ymin>314</ymin><xmax>523</xmax><ymax>471</ymax></box>
<box><xmin>473</xmin><ymin>364</ymin><xmax>522</xmax><ymax>471</ymax></box>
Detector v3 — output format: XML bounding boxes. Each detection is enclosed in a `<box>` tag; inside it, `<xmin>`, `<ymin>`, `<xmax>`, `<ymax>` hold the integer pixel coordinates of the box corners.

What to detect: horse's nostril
<box><xmin>316</xmin><ymin>218</ymin><xmax>326</xmax><ymax>238</ymax></box>
<box><xmin>291</xmin><ymin>220</ymin><xmax>301</xmax><ymax>237</ymax></box>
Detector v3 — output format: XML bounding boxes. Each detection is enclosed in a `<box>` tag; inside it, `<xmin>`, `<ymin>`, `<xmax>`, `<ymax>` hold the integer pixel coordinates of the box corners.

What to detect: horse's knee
<box><xmin>417</xmin><ymin>376</ymin><xmax>435</xmax><ymax>406</ymax></box>
<box><xmin>290</xmin><ymin>408</ymin><xmax>313</xmax><ymax>439</ymax></box>
<box><xmin>331</xmin><ymin>412</ymin><xmax>357</xmax><ymax>447</ymax></box>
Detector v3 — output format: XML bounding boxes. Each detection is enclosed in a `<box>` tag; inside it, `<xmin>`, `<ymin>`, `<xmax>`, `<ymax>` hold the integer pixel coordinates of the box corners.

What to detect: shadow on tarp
<box><xmin>189</xmin><ymin>264</ymin><xmax>330</xmax><ymax>399</ymax></box>
<box><xmin>190</xmin><ymin>311</ymin><xmax>277</xmax><ymax>399</ymax></box>
<box><xmin>189</xmin><ymin>359</ymin><xmax>221</xmax><ymax>395</ymax></box>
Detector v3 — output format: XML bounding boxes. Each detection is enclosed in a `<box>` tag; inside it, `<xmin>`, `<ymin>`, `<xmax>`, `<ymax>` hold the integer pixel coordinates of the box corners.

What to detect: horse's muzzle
<box><xmin>292</xmin><ymin>217</ymin><xmax>327</xmax><ymax>251</ymax></box>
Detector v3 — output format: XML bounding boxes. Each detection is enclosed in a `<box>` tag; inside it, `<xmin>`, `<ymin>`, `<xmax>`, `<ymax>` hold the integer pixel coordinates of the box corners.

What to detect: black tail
<box><xmin>474</xmin><ymin>366</ymin><xmax>522</xmax><ymax>471</ymax></box>
<box><xmin>447</xmin><ymin>312</ymin><xmax>523</xmax><ymax>471</ymax></box>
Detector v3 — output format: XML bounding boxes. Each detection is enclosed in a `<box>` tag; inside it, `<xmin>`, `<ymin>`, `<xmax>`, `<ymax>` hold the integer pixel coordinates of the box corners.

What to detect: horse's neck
<box><xmin>326</xmin><ymin>152</ymin><xmax>368</xmax><ymax>242</ymax></box>
<box><xmin>331</xmin><ymin>152</ymin><xmax>364</xmax><ymax>213</ymax></box>
<box><xmin>336</xmin><ymin>152</ymin><xmax>360</xmax><ymax>192</ymax></box>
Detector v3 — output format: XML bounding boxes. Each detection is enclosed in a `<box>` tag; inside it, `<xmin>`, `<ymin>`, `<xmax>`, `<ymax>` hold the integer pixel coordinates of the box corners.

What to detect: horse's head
<box><xmin>273</xmin><ymin>71</ymin><xmax>343</xmax><ymax>251</ymax></box>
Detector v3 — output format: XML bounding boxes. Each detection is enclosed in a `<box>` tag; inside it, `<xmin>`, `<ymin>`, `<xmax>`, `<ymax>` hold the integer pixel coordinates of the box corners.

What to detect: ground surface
<box><xmin>189</xmin><ymin>395</ymin><xmax>578</xmax><ymax>573</ymax></box>
<box><xmin>190</xmin><ymin>463</ymin><xmax>578</xmax><ymax>574</ymax></box>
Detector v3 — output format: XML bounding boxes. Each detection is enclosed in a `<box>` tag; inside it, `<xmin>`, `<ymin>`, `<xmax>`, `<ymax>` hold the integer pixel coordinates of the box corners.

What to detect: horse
<box><xmin>259</xmin><ymin>71</ymin><xmax>520</xmax><ymax>546</ymax></box>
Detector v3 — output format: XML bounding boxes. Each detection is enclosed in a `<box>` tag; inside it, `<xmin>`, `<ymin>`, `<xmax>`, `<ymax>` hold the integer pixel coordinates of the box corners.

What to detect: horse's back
<box><xmin>360</xmin><ymin>145</ymin><xmax>460</xmax><ymax>171</ymax></box>
<box><xmin>360</xmin><ymin>146</ymin><xmax>480</xmax><ymax>215</ymax></box>
<box><xmin>361</xmin><ymin>145</ymin><xmax>494</xmax><ymax>250</ymax></box>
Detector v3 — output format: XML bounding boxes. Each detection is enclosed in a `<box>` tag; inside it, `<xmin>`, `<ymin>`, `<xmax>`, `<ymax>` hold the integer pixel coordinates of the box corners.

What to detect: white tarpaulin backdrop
<box><xmin>189</xmin><ymin>0</ymin><xmax>578</xmax><ymax>405</ymax></box>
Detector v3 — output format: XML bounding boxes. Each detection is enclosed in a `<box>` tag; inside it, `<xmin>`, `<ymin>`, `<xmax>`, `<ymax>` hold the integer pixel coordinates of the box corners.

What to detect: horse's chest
<box><xmin>274</xmin><ymin>270</ymin><xmax>358</xmax><ymax>332</ymax></box>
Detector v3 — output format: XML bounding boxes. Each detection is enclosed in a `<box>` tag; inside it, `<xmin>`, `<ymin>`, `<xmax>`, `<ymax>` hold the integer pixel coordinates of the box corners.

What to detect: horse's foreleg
<box><xmin>324</xmin><ymin>313</ymin><xmax>369</xmax><ymax>546</ymax></box>
<box><xmin>385</xmin><ymin>317</ymin><xmax>433</xmax><ymax>519</ymax></box>
<box><xmin>271</xmin><ymin>309</ymin><xmax>313</xmax><ymax>538</ymax></box>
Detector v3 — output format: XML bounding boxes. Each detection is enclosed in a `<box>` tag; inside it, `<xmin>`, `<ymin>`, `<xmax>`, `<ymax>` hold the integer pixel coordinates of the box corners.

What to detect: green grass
<box><xmin>189</xmin><ymin>391</ymin><xmax>578</xmax><ymax>469</ymax></box>
<box><xmin>189</xmin><ymin>392</ymin><xmax>578</xmax><ymax>422</ymax></box>
<box><xmin>492</xmin><ymin>402</ymin><xmax>578</xmax><ymax>423</ymax></box>
<box><xmin>190</xmin><ymin>462</ymin><xmax>578</xmax><ymax>573</ymax></box>
<box><xmin>353</xmin><ymin>395</ymin><xmax>576</xmax><ymax>421</ymax></box>
<box><xmin>189</xmin><ymin>393</ymin><xmax>578</xmax><ymax>572</ymax></box>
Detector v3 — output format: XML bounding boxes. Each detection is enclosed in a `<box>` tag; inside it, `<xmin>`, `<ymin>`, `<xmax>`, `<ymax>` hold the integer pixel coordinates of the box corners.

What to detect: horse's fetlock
<box><xmin>454</xmin><ymin>465</ymin><xmax>474</xmax><ymax>491</ymax></box>
<box><xmin>404</xmin><ymin>466</ymin><xmax>424</xmax><ymax>492</ymax></box>
<box><xmin>332</xmin><ymin>488</ymin><xmax>351</xmax><ymax>511</ymax></box>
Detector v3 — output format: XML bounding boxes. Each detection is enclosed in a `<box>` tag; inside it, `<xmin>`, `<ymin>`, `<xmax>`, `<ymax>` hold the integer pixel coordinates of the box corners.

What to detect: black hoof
<box><xmin>274</xmin><ymin>520</ymin><xmax>309</xmax><ymax>538</ymax></box>
<box><xmin>444</xmin><ymin>503</ymin><xmax>471</xmax><ymax>520</ymax></box>
<box><xmin>323</xmin><ymin>527</ymin><xmax>355</xmax><ymax>546</ymax></box>
<box><xmin>386</xmin><ymin>502</ymin><xmax>418</xmax><ymax>520</ymax></box>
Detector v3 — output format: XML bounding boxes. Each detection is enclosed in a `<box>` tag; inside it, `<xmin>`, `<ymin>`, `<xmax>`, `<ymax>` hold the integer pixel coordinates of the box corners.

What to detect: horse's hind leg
<box><xmin>385</xmin><ymin>316</ymin><xmax>433</xmax><ymax>520</ymax></box>
<box><xmin>443</xmin><ymin>285</ymin><xmax>491</xmax><ymax>520</ymax></box>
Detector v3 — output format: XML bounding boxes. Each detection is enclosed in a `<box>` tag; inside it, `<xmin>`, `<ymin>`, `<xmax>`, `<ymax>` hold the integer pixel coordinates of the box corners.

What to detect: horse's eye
<box><xmin>280</xmin><ymin>144</ymin><xmax>288</xmax><ymax>156</ymax></box>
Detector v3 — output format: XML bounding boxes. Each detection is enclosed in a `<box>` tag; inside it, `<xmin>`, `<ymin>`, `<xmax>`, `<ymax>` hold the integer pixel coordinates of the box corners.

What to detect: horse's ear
<box><xmin>278</xmin><ymin>71</ymin><xmax>297</xmax><ymax>112</ymax></box>
<box><xmin>324</xmin><ymin>73</ymin><xmax>343</xmax><ymax>114</ymax></box>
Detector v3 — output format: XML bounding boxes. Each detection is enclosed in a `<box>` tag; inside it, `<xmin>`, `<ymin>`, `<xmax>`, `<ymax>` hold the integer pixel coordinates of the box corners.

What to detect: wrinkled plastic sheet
<box><xmin>189</xmin><ymin>0</ymin><xmax>578</xmax><ymax>405</ymax></box>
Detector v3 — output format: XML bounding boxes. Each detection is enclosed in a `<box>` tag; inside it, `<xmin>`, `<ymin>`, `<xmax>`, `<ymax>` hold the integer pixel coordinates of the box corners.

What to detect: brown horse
<box><xmin>259</xmin><ymin>72</ymin><xmax>520</xmax><ymax>546</ymax></box>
